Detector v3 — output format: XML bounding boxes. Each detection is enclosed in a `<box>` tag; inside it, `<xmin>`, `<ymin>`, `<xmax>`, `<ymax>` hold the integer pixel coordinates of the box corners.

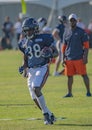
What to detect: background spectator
<box><xmin>14</xmin><ymin>17</ymin><xmax>22</xmax><ymax>42</ymax></box>
<box><xmin>1</xmin><ymin>16</ymin><xmax>14</xmax><ymax>49</ymax></box>
<box><xmin>52</xmin><ymin>15</ymin><xmax>68</xmax><ymax>76</ymax></box>
<box><xmin>88</xmin><ymin>20</ymin><xmax>92</xmax><ymax>32</ymax></box>
<box><xmin>77</xmin><ymin>18</ymin><xmax>86</xmax><ymax>29</ymax></box>
<box><xmin>62</xmin><ymin>13</ymin><xmax>91</xmax><ymax>97</ymax></box>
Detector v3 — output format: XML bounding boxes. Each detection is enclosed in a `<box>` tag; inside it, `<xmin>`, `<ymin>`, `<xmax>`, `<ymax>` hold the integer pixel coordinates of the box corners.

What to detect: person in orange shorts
<box><xmin>62</xmin><ymin>13</ymin><xmax>91</xmax><ymax>97</ymax></box>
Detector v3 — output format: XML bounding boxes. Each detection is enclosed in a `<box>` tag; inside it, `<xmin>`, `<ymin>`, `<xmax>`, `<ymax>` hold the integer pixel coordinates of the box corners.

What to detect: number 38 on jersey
<box><xmin>26</xmin><ymin>44</ymin><xmax>41</xmax><ymax>59</ymax></box>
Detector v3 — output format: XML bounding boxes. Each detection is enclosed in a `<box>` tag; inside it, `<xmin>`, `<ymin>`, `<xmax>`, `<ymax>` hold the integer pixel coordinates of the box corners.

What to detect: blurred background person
<box><xmin>14</xmin><ymin>17</ymin><xmax>22</xmax><ymax>49</ymax></box>
<box><xmin>37</xmin><ymin>17</ymin><xmax>52</xmax><ymax>34</ymax></box>
<box><xmin>14</xmin><ymin>17</ymin><xmax>22</xmax><ymax>42</ymax></box>
<box><xmin>77</xmin><ymin>17</ymin><xmax>86</xmax><ymax>30</ymax></box>
<box><xmin>62</xmin><ymin>13</ymin><xmax>91</xmax><ymax>97</ymax></box>
<box><xmin>52</xmin><ymin>15</ymin><xmax>68</xmax><ymax>76</ymax></box>
<box><xmin>88</xmin><ymin>20</ymin><xmax>92</xmax><ymax>32</ymax></box>
<box><xmin>2</xmin><ymin>16</ymin><xmax>14</xmax><ymax>49</ymax></box>
<box><xmin>87</xmin><ymin>20</ymin><xmax>92</xmax><ymax>48</ymax></box>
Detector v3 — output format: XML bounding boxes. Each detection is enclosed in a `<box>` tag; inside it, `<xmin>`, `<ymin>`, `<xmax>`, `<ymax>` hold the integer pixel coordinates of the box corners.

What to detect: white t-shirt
<box><xmin>14</xmin><ymin>21</ymin><xmax>22</xmax><ymax>34</ymax></box>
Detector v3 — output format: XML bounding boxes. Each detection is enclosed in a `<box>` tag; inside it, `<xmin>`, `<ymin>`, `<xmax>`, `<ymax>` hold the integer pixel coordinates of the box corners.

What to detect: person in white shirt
<box><xmin>88</xmin><ymin>20</ymin><xmax>92</xmax><ymax>32</ymax></box>
<box><xmin>14</xmin><ymin>17</ymin><xmax>22</xmax><ymax>42</ymax></box>
<box><xmin>77</xmin><ymin>18</ymin><xmax>85</xmax><ymax>30</ymax></box>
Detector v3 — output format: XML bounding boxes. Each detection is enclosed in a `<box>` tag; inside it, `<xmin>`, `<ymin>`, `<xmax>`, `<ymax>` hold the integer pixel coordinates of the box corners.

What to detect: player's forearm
<box><xmin>83</xmin><ymin>48</ymin><xmax>89</xmax><ymax>64</ymax></box>
<box><xmin>83</xmin><ymin>48</ymin><xmax>89</xmax><ymax>58</ymax></box>
<box><xmin>23</xmin><ymin>55</ymin><xmax>28</xmax><ymax>68</ymax></box>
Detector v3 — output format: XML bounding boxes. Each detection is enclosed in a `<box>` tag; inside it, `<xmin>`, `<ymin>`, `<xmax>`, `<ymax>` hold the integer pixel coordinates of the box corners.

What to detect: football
<box><xmin>41</xmin><ymin>47</ymin><xmax>53</xmax><ymax>58</ymax></box>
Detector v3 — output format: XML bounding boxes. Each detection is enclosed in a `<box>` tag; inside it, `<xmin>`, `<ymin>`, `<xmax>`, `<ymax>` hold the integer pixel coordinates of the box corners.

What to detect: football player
<box><xmin>18</xmin><ymin>17</ymin><xmax>58</xmax><ymax>125</ymax></box>
<box><xmin>52</xmin><ymin>15</ymin><xmax>68</xmax><ymax>76</ymax></box>
<box><xmin>37</xmin><ymin>17</ymin><xmax>52</xmax><ymax>34</ymax></box>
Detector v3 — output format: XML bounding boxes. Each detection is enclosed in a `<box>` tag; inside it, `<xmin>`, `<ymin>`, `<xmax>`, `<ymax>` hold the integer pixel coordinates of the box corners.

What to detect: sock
<box><xmin>37</xmin><ymin>95</ymin><xmax>52</xmax><ymax>115</ymax></box>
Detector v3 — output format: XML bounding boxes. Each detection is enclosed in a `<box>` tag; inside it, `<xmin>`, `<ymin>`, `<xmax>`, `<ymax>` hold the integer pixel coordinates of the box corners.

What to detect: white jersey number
<box><xmin>27</xmin><ymin>44</ymin><xmax>41</xmax><ymax>59</ymax></box>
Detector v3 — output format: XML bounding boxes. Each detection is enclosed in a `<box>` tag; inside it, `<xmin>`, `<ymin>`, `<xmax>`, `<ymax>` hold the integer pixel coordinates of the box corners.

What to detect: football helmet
<box><xmin>22</xmin><ymin>17</ymin><xmax>39</xmax><ymax>39</ymax></box>
<box><xmin>58</xmin><ymin>15</ymin><xmax>67</xmax><ymax>23</ymax></box>
<box><xmin>37</xmin><ymin>17</ymin><xmax>47</xmax><ymax>31</ymax></box>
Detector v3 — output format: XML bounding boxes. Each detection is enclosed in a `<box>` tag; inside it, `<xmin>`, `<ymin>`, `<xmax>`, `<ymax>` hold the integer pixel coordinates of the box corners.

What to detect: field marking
<box><xmin>0</xmin><ymin>104</ymin><xmax>33</xmax><ymax>107</ymax></box>
<box><xmin>0</xmin><ymin>117</ymin><xmax>67</xmax><ymax>121</ymax></box>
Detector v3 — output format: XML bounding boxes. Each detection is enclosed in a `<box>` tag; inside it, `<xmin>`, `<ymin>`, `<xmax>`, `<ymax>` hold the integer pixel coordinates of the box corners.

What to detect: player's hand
<box><xmin>19</xmin><ymin>66</ymin><xmax>24</xmax><ymax>74</ymax></box>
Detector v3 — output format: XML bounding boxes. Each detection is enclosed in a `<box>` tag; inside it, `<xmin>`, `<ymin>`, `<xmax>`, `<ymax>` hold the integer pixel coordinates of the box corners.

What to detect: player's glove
<box><xmin>19</xmin><ymin>66</ymin><xmax>24</xmax><ymax>74</ymax></box>
<box><xmin>41</xmin><ymin>47</ymin><xmax>53</xmax><ymax>58</ymax></box>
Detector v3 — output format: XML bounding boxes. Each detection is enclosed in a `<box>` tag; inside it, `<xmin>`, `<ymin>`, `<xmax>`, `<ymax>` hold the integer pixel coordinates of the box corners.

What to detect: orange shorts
<box><xmin>64</xmin><ymin>59</ymin><xmax>87</xmax><ymax>76</ymax></box>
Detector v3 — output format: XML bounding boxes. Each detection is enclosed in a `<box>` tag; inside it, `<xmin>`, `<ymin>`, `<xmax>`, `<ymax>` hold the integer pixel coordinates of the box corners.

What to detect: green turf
<box><xmin>0</xmin><ymin>50</ymin><xmax>92</xmax><ymax>130</ymax></box>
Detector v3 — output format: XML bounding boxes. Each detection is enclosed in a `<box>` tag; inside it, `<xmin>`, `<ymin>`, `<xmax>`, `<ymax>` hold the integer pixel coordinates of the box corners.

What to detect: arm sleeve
<box><xmin>83</xmin><ymin>41</ymin><xmax>89</xmax><ymax>49</ymax></box>
<box><xmin>82</xmin><ymin>31</ymin><xmax>89</xmax><ymax>49</ymax></box>
<box><xmin>62</xmin><ymin>44</ymin><xmax>67</xmax><ymax>53</ymax></box>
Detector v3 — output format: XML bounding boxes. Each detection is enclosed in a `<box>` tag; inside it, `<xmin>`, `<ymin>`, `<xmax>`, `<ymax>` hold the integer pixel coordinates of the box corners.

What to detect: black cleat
<box><xmin>63</xmin><ymin>93</ymin><xmax>73</xmax><ymax>98</ymax></box>
<box><xmin>50</xmin><ymin>113</ymin><xmax>56</xmax><ymax>123</ymax></box>
<box><xmin>86</xmin><ymin>92</ymin><xmax>91</xmax><ymax>97</ymax></box>
<box><xmin>43</xmin><ymin>113</ymin><xmax>52</xmax><ymax>125</ymax></box>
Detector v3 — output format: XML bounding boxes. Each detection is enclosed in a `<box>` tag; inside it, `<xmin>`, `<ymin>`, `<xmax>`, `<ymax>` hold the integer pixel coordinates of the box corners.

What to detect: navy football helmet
<box><xmin>58</xmin><ymin>15</ymin><xmax>67</xmax><ymax>23</ymax></box>
<box><xmin>22</xmin><ymin>17</ymin><xmax>39</xmax><ymax>39</ymax></box>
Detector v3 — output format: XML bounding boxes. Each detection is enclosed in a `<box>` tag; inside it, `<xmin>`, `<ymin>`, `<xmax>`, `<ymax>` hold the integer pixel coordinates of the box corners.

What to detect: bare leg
<box><xmin>54</xmin><ymin>56</ymin><xmax>61</xmax><ymax>72</ymax></box>
<box><xmin>82</xmin><ymin>74</ymin><xmax>91</xmax><ymax>94</ymax></box>
<box><xmin>53</xmin><ymin>56</ymin><xmax>61</xmax><ymax>76</ymax></box>
<box><xmin>64</xmin><ymin>76</ymin><xmax>73</xmax><ymax>97</ymax></box>
<box><xmin>68</xmin><ymin>76</ymin><xmax>73</xmax><ymax>94</ymax></box>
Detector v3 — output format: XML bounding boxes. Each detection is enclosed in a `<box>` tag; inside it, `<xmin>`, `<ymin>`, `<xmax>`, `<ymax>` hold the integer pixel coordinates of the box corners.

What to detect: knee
<box><xmin>34</xmin><ymin>87</ymin><xmax>42</xmax><ymax>97</ymax></box>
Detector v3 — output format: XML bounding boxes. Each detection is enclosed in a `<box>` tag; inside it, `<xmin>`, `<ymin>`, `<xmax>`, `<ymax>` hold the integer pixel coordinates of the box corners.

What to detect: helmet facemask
<box><xmin>23</xmin><ymin>28</ymin><xmax>36</xmax><ymax>40</ymax></box>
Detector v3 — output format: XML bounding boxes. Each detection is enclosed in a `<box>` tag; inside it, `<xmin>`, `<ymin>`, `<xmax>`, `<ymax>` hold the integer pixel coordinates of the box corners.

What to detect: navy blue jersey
<box><xmin>56</xmin><ymin>23</ymin><xmax>65</xmax><ymax>42</ymax></box>
<box><xmin>18</xmin><ymin>37</ymin><xmax>27</xmax><ymax>53</ymax></box>
<box><xmin>63</xmin><ymin>26</ymin><xmax>89</xmax><ymax>60</ymax></box>
<box><xmin>18</xmin><ymin>33</ymin><xmax>55</xmax><ymax>68</ymax></box>
<box><xmin>3</xmin><ymin>21</ymin><xmax>13</xmax><ymax>38</ymax></box>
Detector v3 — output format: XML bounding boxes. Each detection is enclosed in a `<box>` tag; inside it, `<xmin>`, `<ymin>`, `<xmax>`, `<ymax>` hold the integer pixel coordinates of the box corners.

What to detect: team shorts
<box><xmin>27</xmin><ymin>64</ymin><xmax>49</xmax><ymax>99</ymax></box>
<box><xmin>64</xmin><ymin>59</ymin><xmax>87</xmax><ymax>76</ymax></box>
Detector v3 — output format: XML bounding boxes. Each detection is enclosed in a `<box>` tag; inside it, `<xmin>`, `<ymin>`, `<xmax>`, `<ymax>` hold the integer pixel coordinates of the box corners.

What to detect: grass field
<box><xmin>0</xmin><ymin>50</ymin><xmax>92</xmax><ymax>130</ymax></box>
